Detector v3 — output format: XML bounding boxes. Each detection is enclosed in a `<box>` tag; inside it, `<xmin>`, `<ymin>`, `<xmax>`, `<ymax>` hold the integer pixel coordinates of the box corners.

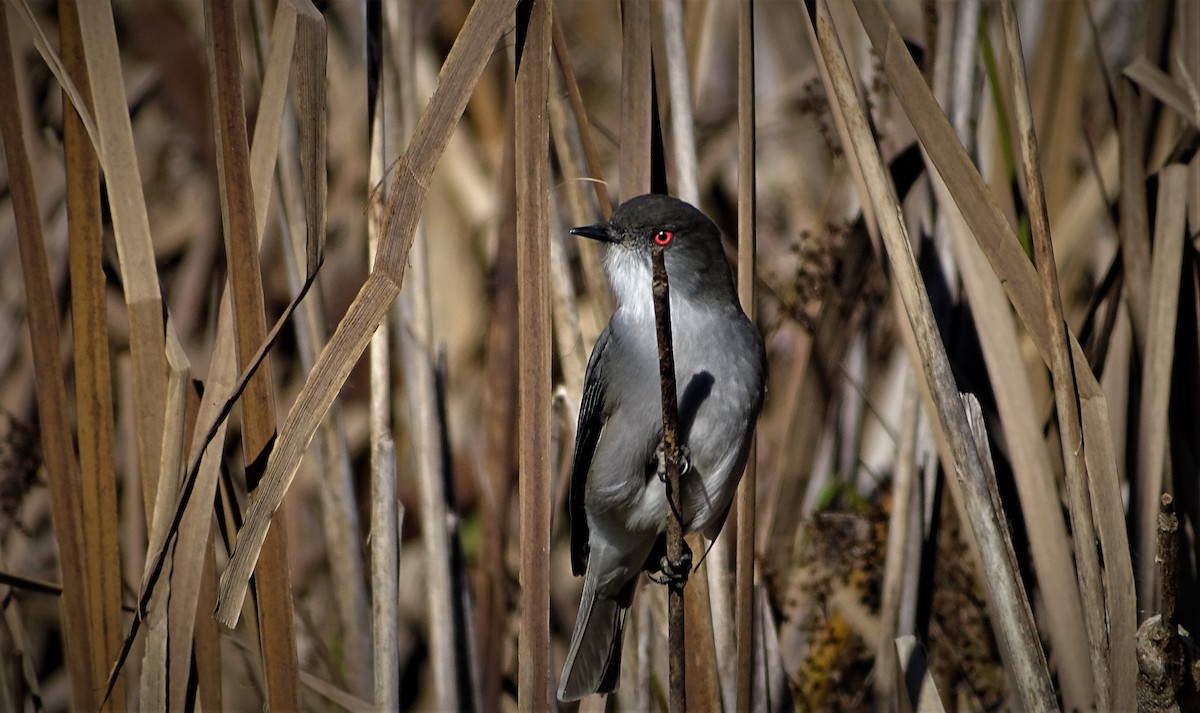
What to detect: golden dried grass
<box><xmin>0</xmin><ymin>1</ymin><xmax>1196</xmax><ymax>711</ymax></box>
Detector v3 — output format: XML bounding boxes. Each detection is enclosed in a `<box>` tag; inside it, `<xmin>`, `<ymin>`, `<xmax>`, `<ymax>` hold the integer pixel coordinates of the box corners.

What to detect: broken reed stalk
<box><xmin>1134</xmin><ymin>493</ymin><xmax>1196</xmax><ymax>710</ymax></box>
<box><xmin>1157</xmin><ymin>494</ymin><xmax>1177</xmax><ymax>635</ymax></box>
<box><xmin>650</xmin><ymin>246</ymin><xmax>687</xmax><ymax>712</ymax></box>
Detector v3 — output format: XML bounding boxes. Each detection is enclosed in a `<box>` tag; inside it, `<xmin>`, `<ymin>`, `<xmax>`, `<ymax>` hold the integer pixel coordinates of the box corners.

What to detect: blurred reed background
<box><xmin>0</xmin><ymin>0</ymin><xmax>1196</xmax><ymax>711</ymax></box>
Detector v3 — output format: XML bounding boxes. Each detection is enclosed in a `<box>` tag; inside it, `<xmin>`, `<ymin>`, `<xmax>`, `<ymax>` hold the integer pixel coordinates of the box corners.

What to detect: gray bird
<box><xmin>557</xmin><ymin>194</ymin><xmax>766</xmax><ymax>701</ymax></box>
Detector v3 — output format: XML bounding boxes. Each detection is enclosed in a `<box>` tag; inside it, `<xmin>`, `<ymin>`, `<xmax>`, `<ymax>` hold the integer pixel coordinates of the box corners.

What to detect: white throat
<box><xmin>603</xmin><ymin>244</ymin><xmax>704</xmax><ymax>328</ymax></box>
<box><xmin>604</xmin><ymin>245</ymin><xmax>655</xmax><ymax>322</ymax></box>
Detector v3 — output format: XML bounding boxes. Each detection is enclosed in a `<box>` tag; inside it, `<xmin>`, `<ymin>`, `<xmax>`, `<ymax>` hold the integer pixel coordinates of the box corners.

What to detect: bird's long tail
<box><xmin>557</xmin><ymin>573</ymin><xmax>635</xmax><ymax>702</ymax></box>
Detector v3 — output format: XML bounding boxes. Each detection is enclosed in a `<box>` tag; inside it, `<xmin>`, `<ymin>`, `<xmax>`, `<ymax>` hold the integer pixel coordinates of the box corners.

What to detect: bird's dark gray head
<box><xmin>571</xmin><ymin>194</ymin><xmax>737</xmax><ymax>309</ymax></box>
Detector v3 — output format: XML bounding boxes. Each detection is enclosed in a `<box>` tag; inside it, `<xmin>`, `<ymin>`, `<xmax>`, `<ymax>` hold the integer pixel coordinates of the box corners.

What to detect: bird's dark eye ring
<box><xmin>653</xmin><ymin>230</ymin><xmax>674</xmax><ymax>246</ymax></box>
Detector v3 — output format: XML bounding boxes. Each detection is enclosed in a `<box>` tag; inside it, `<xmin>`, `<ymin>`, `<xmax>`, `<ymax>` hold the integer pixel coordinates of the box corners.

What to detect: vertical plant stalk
<box><xmin>193</xmin><ymin>535</ymin><xmax>222</xmax><ymax>711</ymax></box>
<box><xmin>620</xmin><ymin>0</ymin><xmax>652</xmax><ymax>198</ymax></box>
<box><xmin>662</xmin><ymin>0</ymin><xmax>699</xmax><ymax>205</ymax></box>
<box><xmin>1135</xmin><ymin>163</ymin><xmax>1187</xmax><ymax>605</ymax></box>
<box><xmin>0</xmin><ymin>6</ymin><xmax>95</xmax><ymax>708</ymax></box>
<box><xmin>475</xmin><ymin>118</ymin><xmax>518</xmax><ymax>713</ymax></box>
<box><xmin>58</xmin><ymin>0</ymin><xmax>124</xmax><ymax>708</ymax></box>
<box><xmin>387</xmin><ymin>5</ymin><xmax>470</xmax><ymax>704</ymax></box>
<box><xmin>160</xmin><ymin>0</ymin><xmax>284</xmax><ymax>699</ymax></box>
<box><xmin>365</xmin><ymin>9</ymin><xmax>398</xmax><ymax>705</ymax></box>
<box><xmin>1115</xmin><ymin>77</ymin><xmax>1152</xmax><ymax>352</ymax></box>
<box><xmin>680</xmin><ymin>545</ymin><xmax>722</xmax><ymax>707</ymax></box>
<box><xmin>615</xmin><ymin>32</ymin><xmax>655</xmax><ymax>710</ymax></box>
<box><xmin>734</xmin><ymin>1</ymin><xmax>757</xmax><ymax>712</ymax></box>
<box><xmin>363</xmin><ymin>3</ymin><xmax>397</xmax><ymax>707</ymax></box>
<box><xmin>204</xmin><ymin>0</ymin><xmax>299</xmax><ymax>709</ymax></box>
<box><xmin>398</xmin><ymin>131</ymin><xmax>465</xmax><ymax>713</ymax></box>
<box><xmin>650</xmin><ymin>248</ymin><xmax>688</xmax><ymax>712</ymax></box>
<box><xmin>874</xmin><ymin>384</ymin><xmax>920</xmax><ymax>706</ymax></box>
<box><xmin>997</xmin><ymin>3</ymin><xmax>1107</xmax><ymax>707</ymax></box>
<box><xmin>1181</xmin><ymin>0</ymin><xmax>1200</xmax><ymax>254</ymax></box>
<box><xmin>1134</xmin><ymin>493</ymin><xmax>1193</xmax><ymax>710</ymax></box>
<box><xmin>516</xmin><ymin>0</ymin><xmax>552</xmax><ymax>709</ymax></box>
<box><xmin>369</xmin><ymin>433</ymin><xmax>399</xmax><ymax>710</ymax></box>
<box><xmin>1157</xmin><ymin>495</ymin><xmax>1177</xmax><ymax>644</ymax></box>
<box><xmin>660</xmin><ymin>7</ymin><xmax>725</xmax><ymax>705</ymax></box>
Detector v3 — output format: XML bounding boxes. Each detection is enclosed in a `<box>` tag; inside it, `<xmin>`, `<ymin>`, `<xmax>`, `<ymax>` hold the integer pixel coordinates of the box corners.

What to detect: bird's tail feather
<box><xmin>557</xmin><ymin>575</ymin><xmax>633</xmax><ymax>702</ymax></box>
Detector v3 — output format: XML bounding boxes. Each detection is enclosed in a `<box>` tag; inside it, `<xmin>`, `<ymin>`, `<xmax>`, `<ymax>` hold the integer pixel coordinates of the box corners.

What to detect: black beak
<box><xmin>570</xmin><ymin>223</ymin><xmax>616</xmax><ymax>243</ymax></box>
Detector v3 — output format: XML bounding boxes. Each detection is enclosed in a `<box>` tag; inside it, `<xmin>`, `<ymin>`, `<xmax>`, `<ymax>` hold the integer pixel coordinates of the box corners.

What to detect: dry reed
<box><xmin>1</xmin><ymin>2</ymin><xmax>1196</xmax><ymax>711</ymax></box>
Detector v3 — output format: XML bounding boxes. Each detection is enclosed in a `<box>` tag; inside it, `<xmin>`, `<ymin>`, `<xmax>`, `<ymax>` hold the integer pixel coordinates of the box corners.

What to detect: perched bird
<box><xmin>558</xmin><ymin>194</ymin><xmax>766</xmax><ymax>701</ymax></box>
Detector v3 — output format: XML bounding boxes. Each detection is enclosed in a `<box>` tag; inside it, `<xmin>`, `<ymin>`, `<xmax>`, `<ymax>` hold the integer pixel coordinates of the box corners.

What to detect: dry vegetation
<box><xmin>0</xmin><ymin>0</ymin><xmax>1197</xmax><ymax>711</ymax></box>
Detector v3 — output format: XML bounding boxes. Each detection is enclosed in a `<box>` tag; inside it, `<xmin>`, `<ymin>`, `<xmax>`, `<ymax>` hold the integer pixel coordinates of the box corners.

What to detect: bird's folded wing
<box><xmin>570</xmin><ymin>325</ymin><xmax>612</xmax><ymax>575</ymax></box>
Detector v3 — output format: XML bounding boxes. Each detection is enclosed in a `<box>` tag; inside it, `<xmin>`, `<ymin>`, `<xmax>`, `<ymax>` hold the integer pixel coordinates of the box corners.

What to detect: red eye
<box><xmin>654</xmin><ymin>230</ymin><xmax>674</xmax><ymax>246</ymax></box>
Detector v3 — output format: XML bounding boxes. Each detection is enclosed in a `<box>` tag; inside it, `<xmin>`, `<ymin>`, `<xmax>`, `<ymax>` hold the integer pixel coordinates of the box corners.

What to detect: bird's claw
<box><xmin>648</xmin><ymin>541</ymin><xmax>693</xmax><ymax>590</ymax></box>
<box><xmin>655</xmin><ymin>441</ymin><xmax>692</xmax><ymax>482</ymax></box>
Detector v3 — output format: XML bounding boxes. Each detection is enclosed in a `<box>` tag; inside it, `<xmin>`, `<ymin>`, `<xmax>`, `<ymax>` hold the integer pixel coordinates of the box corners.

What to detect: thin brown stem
<box><xmin>651</xmin><ymin>246</ymin><xmax>687</xmax><ymax>712</ymax></box>
<box><xmin>734</xmin><ymin>1</ymin><xmax>757</xmax><ymax>711</ymax></box>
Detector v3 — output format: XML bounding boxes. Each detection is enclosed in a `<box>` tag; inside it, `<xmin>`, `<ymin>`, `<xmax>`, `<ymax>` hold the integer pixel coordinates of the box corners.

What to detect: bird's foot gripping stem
<box><xmin>648</xmin><ymin>539</ymin><xmax>693</xmax><ymax>590</ymax></box>
<box><xmin>655</xmin><ymin>441</ymin><xmax>692</xmax><ymax>482</ymax></box>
